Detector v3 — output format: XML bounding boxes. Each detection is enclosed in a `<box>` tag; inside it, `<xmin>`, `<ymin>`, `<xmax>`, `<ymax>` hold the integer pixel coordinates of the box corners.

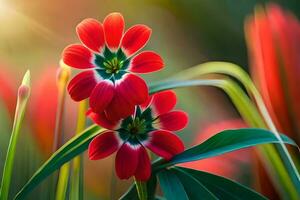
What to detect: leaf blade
<box><xmin>14</xmin><ymin>124</ymin><xmax>104</xmax><ymax>200</ymax></box>
<box><xmin>156</xmin><ymin>128</ymin><xmax>296</xmax><ymax>169</ymax></box>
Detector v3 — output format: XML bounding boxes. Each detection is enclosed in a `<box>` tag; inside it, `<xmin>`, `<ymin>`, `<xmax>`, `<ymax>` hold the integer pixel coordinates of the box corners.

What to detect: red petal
<box><xmin>103</xmin><ymin>12</ymin><xmax>124</xmax><ymax>50</ymax></box>
<box><xmin>62</xmin><ymin>44</ymin><xmax>95</xmax><ymax>69</ymax></box>
<box><xmin>134</xmin><ymin>147</ymin><xmax>151</xmax><ymax>181</ymax></box>
<box><xmin>144</xmin><ymin>130</ymin><xmax>184</xmax><ymax>160</ymax></box>
<box><xmin>157</xmin><ymin>111</ymin><xmax>188</xmax><ymax>131</ymax></box>
<box><xmin>121</xmin><ymin>25</ymin><xmax>151</xmax><ymax>56</ymax></box>
<box><xmin>89</xmin><ymin>80</ymin><xmax>115</xmax><ymax>113</ymax></box>
<box><xmin>87</xmin><ymin>109</ymin><xmax>120</xmax><ymax>130</ymax></box>
<box><xmin>117</xmin><ymin>74</ymin><xmax>148</xmax><ymax>105</ymax></box>
<box><xmin>105</xmin><ymin>89</ymin><xmax>135</xmax><ymax>121</ymax></box>
<box><xmin>67</xmin><ymin>70</ymin><xmax>98</xmax><ymax>101</ymax></box>
<box><xmin>88</xmin><ymin>131</ymin><xmax>119</xmax><ymax>160</ymax></box>
<box><xmin>151</xmin><ymin>90</ymin><xmax>177</xmax><ymax>116</ymax></box>
<box><xmin>130</xmin><ymin>51</ymin><xmax>163</xmax><ymax>73</ymax></box>
<box><xmin>115</xmin><ymin>143</ymin><xmax>140</xmax><ymax>179</ymax></box>
<box><xmin>76</xmin><ymin>18</ymin><xmax>105</xmax><ymax>52</ymax></box>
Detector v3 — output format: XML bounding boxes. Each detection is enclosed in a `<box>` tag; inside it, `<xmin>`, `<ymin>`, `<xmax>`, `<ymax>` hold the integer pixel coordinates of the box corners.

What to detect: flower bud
<box><xmin>18</xmin><ymin>70</ymin><xmax>31</xmax><ymax>100</ymax></box>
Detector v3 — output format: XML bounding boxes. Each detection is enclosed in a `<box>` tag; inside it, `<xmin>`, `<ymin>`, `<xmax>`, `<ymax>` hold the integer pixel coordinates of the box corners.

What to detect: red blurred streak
<box><xmin>29</xmin><ymin>67</ymin><xmax>58</xmax><ymax>156</ymax></box>
<box><xmin>247</xmin><ymin>4</ymin><xmax>300</xmax><ymax>143</ymax></box>
<box><xmin>245</xmin><ymin>4</ymin><xmax>300</xmax><ymax>198</ymax></box>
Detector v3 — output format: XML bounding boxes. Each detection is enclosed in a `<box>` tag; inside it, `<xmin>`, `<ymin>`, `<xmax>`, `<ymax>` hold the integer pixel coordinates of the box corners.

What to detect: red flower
<box><xmin>62</xmin><ymin>13</ymin><xmax>164</xmax><ymax>120</ymax></box>
<box><xmin>87</xmin><ymin>90</ymin><xmax>188</xmax><ymax>181</ymax></box>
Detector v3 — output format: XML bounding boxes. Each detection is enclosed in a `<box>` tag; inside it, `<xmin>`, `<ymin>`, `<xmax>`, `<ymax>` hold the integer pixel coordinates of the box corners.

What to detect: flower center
<box><xmin>127</xmin><ymin>117</ymin><xmax>147</xmax><ymax>136</ymax></box>
<box><xmin>103</xmin><ymin>57</ymin><xmax>123</xmax><ymax>74</ymax></box>
<box><xmin>118</xmin><ymin>107</ymin><xmax>154</xmax><ymax>144</ymax></box>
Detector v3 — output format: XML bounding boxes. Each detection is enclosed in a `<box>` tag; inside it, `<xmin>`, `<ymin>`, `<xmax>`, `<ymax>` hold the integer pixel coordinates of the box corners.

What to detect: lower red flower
<box><xmin>87</xmin><ymin>90</ymin><xmax>188</xmax><ymax>181</ymax></box>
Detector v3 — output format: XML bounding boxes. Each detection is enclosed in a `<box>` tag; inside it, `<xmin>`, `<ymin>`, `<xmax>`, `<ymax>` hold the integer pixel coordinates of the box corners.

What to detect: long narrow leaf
<box><xmin>154</xmin><ymin>128</ymin><xmax>295</xmax><ymax>170</ymax></box>
<box><xmin>14</xmin><ymin>124</ymin><xmax>104</xmax><ymax>200</ymax></box>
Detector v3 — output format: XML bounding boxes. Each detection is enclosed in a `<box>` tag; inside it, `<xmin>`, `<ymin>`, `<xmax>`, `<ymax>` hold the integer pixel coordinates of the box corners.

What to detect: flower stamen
<box><xmin>103</xmin><ymin>57</ymin><xmax>124</xmax><ymax>74</ymax></box>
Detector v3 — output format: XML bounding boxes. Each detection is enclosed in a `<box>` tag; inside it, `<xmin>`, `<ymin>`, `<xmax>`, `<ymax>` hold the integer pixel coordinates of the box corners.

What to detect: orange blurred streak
<box><xmin>181</xmin><ymin>119</ymin><xmax>251</xmax><ymax>180</ymax></box>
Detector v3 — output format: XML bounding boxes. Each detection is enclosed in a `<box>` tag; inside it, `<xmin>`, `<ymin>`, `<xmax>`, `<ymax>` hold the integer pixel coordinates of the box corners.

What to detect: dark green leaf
<box><xmin>171</xmin><ymin>168</ymin><xmax>218</xmax><ymax>200</ymax></box>
<box><xmin>156</xmin><ymin>128</ymin><xmax>296</xmax><ymax>169</ymax></box>
<box><xmin>14</xmin><ymin>125</ymin><xmax>104</xmax><ymax>200</ymax></box>
<box><xmin>157</xmin><ymin>170</ymin><xmax>188</xmax><ymax>200</ymax></box>
<box><xmin>176</xmin><ymin>167</ymin><xmax>267</xmax><ymax>200</ymax></box>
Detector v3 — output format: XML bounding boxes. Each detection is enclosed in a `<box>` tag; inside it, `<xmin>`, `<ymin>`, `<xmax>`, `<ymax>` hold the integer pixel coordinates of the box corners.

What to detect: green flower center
<box><xmin>94</xmin><ymin>47</ymin><xmax>130</xmax><ymax>82</ymax></box>
<box><xmin>118</xmin><ymin>107</ymin><xmax>154</xmax><ymax>144</ymax></box>
<box><xmin>103</xmin><ymin>57</ymin><xmax>124</xmax><ymax>74</ymax></box>
<box><xmin>127</xmin><ymin>117</ymin><xmax>147</xmax><ymax>135</ymax></box>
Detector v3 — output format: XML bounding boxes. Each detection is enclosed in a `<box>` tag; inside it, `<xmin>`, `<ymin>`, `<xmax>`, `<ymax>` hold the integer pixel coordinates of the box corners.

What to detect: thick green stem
<box><xmin>134</xmin><ymin>178</ymin><xmax>147</xmax><ymax>200</ymax></box>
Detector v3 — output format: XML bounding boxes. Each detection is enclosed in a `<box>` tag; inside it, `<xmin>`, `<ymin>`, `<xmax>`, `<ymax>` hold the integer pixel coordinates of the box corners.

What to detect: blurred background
<box><xmin>0</xmin><ymin>0</ymin><xmax>299</xmax><ymax>199</ymax></box>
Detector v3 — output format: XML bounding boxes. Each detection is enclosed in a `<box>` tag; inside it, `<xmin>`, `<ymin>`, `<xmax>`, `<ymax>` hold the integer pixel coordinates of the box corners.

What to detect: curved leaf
<box><xmin>14</xmin><ymin>124</ymin><xmax>104</xmax><ymax>200</ymax></box>
<box><xmin>168</xmin><ymin>61</ymin><xmax>300</xmax><ymax>194</ymax></box>
<box><xmin>154</xmin><ymin>128</ymin><xmax>296</xmax><ymax>169</ymax></box>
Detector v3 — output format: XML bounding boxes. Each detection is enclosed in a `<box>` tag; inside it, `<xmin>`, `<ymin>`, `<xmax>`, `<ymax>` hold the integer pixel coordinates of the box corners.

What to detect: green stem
<box><xmin>70</xmin><ymin>100</ymin><xmax>87</xmax><ymax>200</ymax></box>
<box><xmin>54</xmin><ymin>64</ymin><xmax>71</xmax><ymax>200</ymax></box>
<box><xmin>0</xmin><ymin>71</ymin><xmax>31</xmax><ymax>200</ymax></box>
<box><xmin>134</xmin><ymin>178</ymin><xmax>147</xmax><ymax>200</ymax></box>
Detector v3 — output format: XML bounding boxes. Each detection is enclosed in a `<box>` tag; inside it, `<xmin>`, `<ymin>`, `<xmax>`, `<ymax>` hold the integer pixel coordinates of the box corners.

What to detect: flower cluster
<box><xmin>62</xmin><ymin>13</ymin><xmax>188</xmax><ymax>181</ymax></box>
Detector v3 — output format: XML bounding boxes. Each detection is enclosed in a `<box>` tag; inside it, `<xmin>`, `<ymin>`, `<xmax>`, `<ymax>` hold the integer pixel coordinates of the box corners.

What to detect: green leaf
<box><xmin>154</xmin><ymin>128</ymin><xmax>296</xmax><ymax>170</ymax></box>
<box><xmin>171</xmin><ymin>168</ymin><xmax>218</xmax><ymax>200</ymax></box>
<box><xmin>175</xmin><ymin>167</ymin><xmax>267</xmax><ymax>200</ymax></box>
<box><xmin>14</xmin><ymin>124</ymin><xmax>104</xmax><ymax>200</ymax></box>
<box><xmin>157</xmin><ymin>170</ymin><xmax>188</xmax><ymax>200</ymax></box>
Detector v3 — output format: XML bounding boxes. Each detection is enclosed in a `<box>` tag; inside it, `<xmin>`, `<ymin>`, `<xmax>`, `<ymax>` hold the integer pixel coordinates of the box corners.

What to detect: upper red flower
<box><xmin>62</xmin><ymin>13</ymin><xmax>164</xmax><ymax>120</ymax></box>
<box><xmin>87</xmin><ymin>90</ymin><xmax>188</xmax><ymax>181</ymax></box>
